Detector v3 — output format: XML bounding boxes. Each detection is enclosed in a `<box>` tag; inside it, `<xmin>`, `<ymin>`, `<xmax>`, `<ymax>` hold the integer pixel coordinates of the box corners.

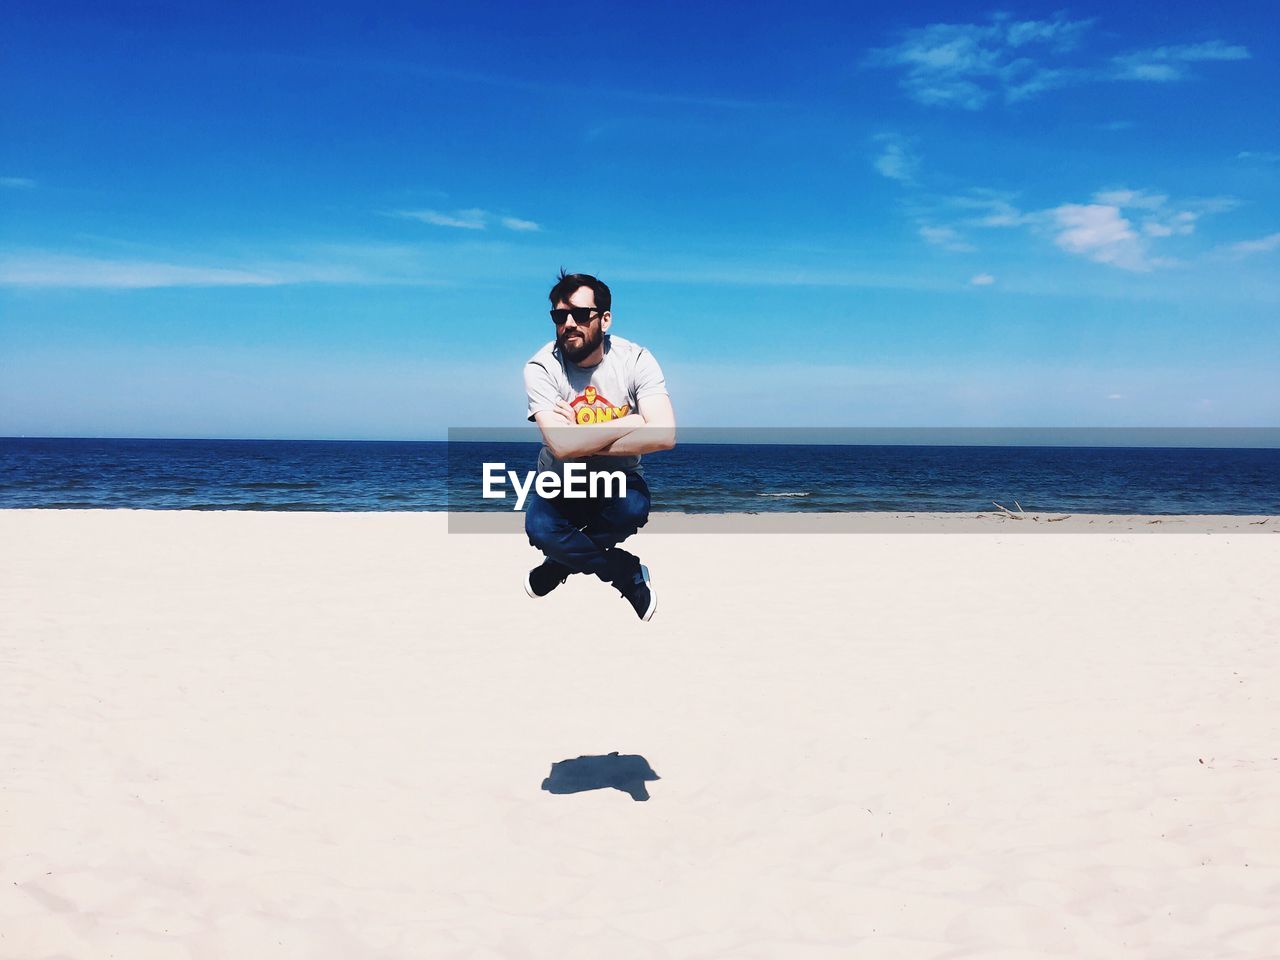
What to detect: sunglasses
<box><xmin>550</xmin><ymin>306</ymin><xmax>601</xmax><ymax>327</ymax></box>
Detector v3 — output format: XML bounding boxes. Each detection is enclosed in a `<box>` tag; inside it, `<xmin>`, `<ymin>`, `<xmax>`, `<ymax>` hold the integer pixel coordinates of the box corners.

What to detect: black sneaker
<box><xmin>619</xmin><ymin>564</ymin><xmax>657</xmax><ymax>622</ymax></box>
<box><xmin>525</xmin><ymin>559</ymin><xmax>571</xmax><ymax>598</ymax></box>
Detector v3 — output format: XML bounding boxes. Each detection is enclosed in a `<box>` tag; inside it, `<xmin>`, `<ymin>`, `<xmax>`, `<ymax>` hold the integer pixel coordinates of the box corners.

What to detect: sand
<box><xmin>2</xmin><ymin>509</ymin><xmax>1278</xmax><ymax>959</ymax></box>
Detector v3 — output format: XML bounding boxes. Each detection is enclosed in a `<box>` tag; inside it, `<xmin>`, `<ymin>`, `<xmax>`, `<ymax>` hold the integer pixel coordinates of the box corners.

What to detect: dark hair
<box><xmin>548</xmin><ymin>268</ymin><xmax>611</xmax><ymax>314</ymax></box>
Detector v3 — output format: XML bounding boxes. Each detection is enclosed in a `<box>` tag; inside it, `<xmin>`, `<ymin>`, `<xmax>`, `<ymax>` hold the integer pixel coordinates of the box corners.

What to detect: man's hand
<box><xmin>534</xmin><ymin>395</ymin><xmax>675</xmax><ymax>460</ymax></box>
<box><xmin>534</xmin><ymin>408</ymin><xmax>646</xmax><ymax>460</ymax></box>
<box><xmin>597</xmin><ymin>394</ymin><xmax>677</xmax><ymax>456</ymax></box>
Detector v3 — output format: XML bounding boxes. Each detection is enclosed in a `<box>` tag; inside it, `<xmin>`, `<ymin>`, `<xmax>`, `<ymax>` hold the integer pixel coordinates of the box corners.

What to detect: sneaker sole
<box><xmin>524</xmin><ymin>571</ymin><xmax>538</xmax><ymax>599</ymax></box>
<box><xmin>639</xmin><ymin>565</ymin><xmax>657</xmax><ymax>622</ymax></box>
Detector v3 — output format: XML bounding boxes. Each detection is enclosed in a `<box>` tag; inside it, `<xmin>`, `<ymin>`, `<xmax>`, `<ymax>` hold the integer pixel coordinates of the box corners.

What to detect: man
<box><xmin>523</xmin><ymin>270</ymin><xmax>676</xmax><ymax>621</ymax></box>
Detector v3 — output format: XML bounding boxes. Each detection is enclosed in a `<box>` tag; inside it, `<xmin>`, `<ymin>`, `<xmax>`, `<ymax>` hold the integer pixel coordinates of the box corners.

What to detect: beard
<box><xmin>557</xmin><ymin>322</ymin><xmax>603</xmax><ymax>363</ymax></box>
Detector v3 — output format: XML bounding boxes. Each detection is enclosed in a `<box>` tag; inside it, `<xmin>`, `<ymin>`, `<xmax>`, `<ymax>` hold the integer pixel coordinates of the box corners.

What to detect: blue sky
<box><xmin>2</xmin><ymin>1</ymin><xmax>1278</xmax><ymax>438</ymax></box>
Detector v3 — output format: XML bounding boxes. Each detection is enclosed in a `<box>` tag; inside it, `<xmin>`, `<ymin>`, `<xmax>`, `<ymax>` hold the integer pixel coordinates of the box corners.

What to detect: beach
<box><xmin>2</xmin><ymin>508</ymin><xmax>1278</xmax><ymax>959</ymax></box>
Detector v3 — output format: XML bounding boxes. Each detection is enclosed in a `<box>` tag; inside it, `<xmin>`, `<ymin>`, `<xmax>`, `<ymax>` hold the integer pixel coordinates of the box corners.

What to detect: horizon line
<box><xmin>5</xmin><ymin>429</ymin><xmax>1280</xmax><ymax>450</ymax></box>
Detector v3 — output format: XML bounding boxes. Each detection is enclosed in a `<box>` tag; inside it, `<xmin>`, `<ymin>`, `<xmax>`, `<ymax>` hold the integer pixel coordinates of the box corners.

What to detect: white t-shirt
<box><xmin>524</xmin><ymin>334</ymin><xmax>669</xmax><ymax>473</ymax></box>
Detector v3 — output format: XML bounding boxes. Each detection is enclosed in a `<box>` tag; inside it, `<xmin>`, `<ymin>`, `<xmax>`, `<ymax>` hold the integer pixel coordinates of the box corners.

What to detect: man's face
<box><xmin>554</xmin><ymin>286</ymin><xmax>607</xmax><ymax>363</ymax></box>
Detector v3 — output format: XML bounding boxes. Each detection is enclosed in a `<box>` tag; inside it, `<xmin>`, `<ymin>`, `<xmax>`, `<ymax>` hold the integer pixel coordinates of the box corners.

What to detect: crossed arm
<box><xmin>533</xmin><ymin>394</ymin><xmax>677</xmax><ymax>460</ymax></box>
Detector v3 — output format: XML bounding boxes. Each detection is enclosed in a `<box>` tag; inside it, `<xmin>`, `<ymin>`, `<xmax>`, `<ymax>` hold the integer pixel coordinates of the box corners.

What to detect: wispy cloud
<box><xmin>279</xmin><ymin>53</ymin><xmax>775</xmax><ymax>112</ymax></box>
<box><xmin>1046</xmin><ymin>188</ymin><xmax>1230</xmax><ymax>271</ymax></box>
<box><xmin>923</xmin><ymin>186</ymin><xmax>1234</xmax><ymax>271</ymax></box>
<box><xmin>870</xmin><ymin>14</ymin><xmax>1247</xmax><ymax>109</ymax></box>
<box><xmin>1051</xmin><ymin>204</ymin><xmax>1154</xmax><ymax>271</ymax></box>
<box><xmin>1222</xmin><ymin>232</ymin><xmax>1280</xmax><ymax>258</ymax></box>
<box><xmin>1111</xmin><ymin>41</ymin><xmax>1249</xmax><ymax>82</ymax></box>
<box><xmin>0</xmin><ymin>253</ymin><xmax>370</xmax><ymax>289</ymax></box>
<box><xmin>394</xmin><ymin>207</ymin><xmax>540</xmax><ymax>232</ymax></box>
<box><xmin>949</xmin><ymin>190</ymin><xmax>1034</xmax><ymax>228</ymax></box>
<box><xmin>970</xmin><ymin>273</ymin><xmax>996</xmax><ymax>286</ymax></box>
<box><xmin>1237</xmin><ymin>150</ymin><xmax>1280</xmax><ymax>163</ymax></box>
<box><xmin>0</xmin><ymin>176</ymin><xmax>35</xmax><ymax>189</ymax></box>
<box><xmin>872</xmin><ymin>134</ymin><xmax>920</xmax><ymax>183</ymax></box>
<box><xmin>1092</xmin><ymin>188</ymin><xmax>1167</xmax><ymax>210</ymax></box>
<box><xmin>919</xmin><ymin>224</ymin><xmax>976</xmax><ymax>252</ymax></box>
<box><xmin>500</xmin><ymin>216</ymin><xmax>540</xmax><ymax>232</ymax></box>
<box><xmin>899</xmin><ymin>191</ymin><xmax>1032</xmax><ymax>256</ymax></box>
<box><xmin>396</xmin><ymin>208</ymin><xmax>488</xmax><ymax>230</ymax></box>
<box><xmin>1100</xmin><ymin>189</ymin><xmax>1235</xmax><ymax>240</ymax></box>
<box><xmin>868</xmin><ymin>13</ymin><xmax>1092</xmax><ymax>109</ymax></box>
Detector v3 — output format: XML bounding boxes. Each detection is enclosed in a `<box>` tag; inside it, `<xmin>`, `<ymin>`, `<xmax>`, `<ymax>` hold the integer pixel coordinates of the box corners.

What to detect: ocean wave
<box><xmin>237</xmin><ymin>481</ymin><xmax>321</xmax><ymax>490</ymax></box>
<box><xmin>757</xmin><ymin>491</ymin><xmax>811</xmax><ymax>497</ymax></box>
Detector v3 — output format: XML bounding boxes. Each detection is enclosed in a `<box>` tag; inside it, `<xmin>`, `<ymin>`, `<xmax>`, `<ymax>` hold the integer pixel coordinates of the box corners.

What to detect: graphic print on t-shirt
<box><xmin>571</xmin><ymin>385</ymin><xmax>631</xmax><ymax>424</ymax></box>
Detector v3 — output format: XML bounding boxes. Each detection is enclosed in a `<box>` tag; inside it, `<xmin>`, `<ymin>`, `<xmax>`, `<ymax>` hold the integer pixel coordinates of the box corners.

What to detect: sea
<box><xmin>2</xmin><ymin>437</ymin><xmax>1278</xmax><ymax>514</ymax></box>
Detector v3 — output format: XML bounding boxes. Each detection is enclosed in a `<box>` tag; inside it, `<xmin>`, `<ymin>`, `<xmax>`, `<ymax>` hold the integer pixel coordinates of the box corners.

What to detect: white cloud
<box><xmin>919</xmin><ymin>225</ymin><xmax>975</xmax><ymax>252</ymax></box>
<box><xmin>1187</xmin><ymin>196</ymin><xmax>1241</xmax><ymax>215</ymax></box>
<box><xmin>1237</xmin><ymin>150</ymin><xmax>1280</xmax><ymax>163</ymax></box>
<box><xmin>1051</xmin><ymin>204</ymin><xmax>1153</xmax><ymax>271</ymax></box>
<box><xmin>1142</xmin><ymin>213</ymin><xmax>1197</xmax><ymax>237</ymax></box>
<box><xmin>869</xmin><ymin>14</ymin><xmax>1092</xmax><ymax>109</ymax></box>
<box><xmin>970</xmin><ymin>273</ymin><xmax>996</xmax><ymax>285</ymax></box>
<box><xmin>872</xmin><ymin>134</ymin><xmax>920</xmax><ymax>183</ymax></box>
<box><xmin>1107</xmin><ymin>393</ymin><xmax>1126</xmax><ymax>400</ymax></box>
<box><xmin>917</xmin><ymin>185</ymin><xmax>1233</xmax><ymax>271</ymax></box>
<box><xmin>0</xmin><ymin>176</ymin><xmax>35</xmax><ymax>188</ymax></box>
<box><xmin>395</xmin><ymin>207</ymin><xmax>541</xmax><ymax>232</ymax></box>
<box><xmin>1112</xmin><ymin>41</ymin><xmax>1249</xmax><ymax>82</ymax></box>
<box><xmin>950</xmin><ymin>191</ymin><xmax>1033</xmax><ymax>227</ymax></box>
<box><xmin>871</xmin><ymin>16</ymin><xmax>1247</xmax><ymax>108</ymax></box>
<box><xmin>397</xmin><ymin>208</ymin><xmax>488</xmax><ymax>229</ymax></box>
<box><xmin>1224</xmin><ymin>232</ymin><xmax>1280</xmax><ymax>257</ymax></box>
<box><xmin>0</xmin><ymin>253</ymin><xmax>370</xmax><ymax>289</ymax></box>
<box><xmin>1003</xmin><ymin>66</ymin><xmax>1080</xmax><ymax>103</ymax></box>
<box><xmin>1046</xmin><ymin>189</ymin><xmax>1241</xmax><ymax>270</ymax></box>
<box><xmin>1093</xmin><ymin>188</ymin><xmax>1167</xmax><ymax>210</ymax></box>
<box><xmin>1089</xmin><ymin>188</ymin><xmax>1235</xmax><ymax>242</ymax></box>
<box><xmin>0</xmin><ymin>255</ymin><xmax>282</xmax><ymax>288</ymax></box>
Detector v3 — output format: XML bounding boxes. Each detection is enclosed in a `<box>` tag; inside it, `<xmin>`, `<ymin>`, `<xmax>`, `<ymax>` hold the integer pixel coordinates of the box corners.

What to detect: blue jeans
<box><xmin>524</xmin><ymin>469</ymin><xmax>650</xmax><ymax>588</ymax></box>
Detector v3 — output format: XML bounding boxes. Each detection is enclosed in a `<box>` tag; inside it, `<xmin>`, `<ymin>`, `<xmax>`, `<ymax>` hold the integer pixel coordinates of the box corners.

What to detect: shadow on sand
<box><xmin>541</xmin><ymin>752</ymin><xmax>661</xmax><ymax>802</ymax></box>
